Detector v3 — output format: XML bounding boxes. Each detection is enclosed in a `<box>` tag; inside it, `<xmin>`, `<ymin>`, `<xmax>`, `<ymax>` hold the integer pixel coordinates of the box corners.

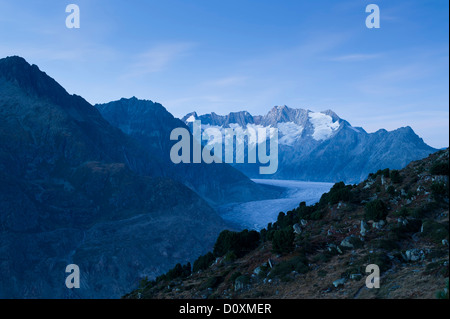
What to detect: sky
<box><xmin>0</xmin><ymin>0</ymin><xmax>448</xmax><ymax>148</ymax></box>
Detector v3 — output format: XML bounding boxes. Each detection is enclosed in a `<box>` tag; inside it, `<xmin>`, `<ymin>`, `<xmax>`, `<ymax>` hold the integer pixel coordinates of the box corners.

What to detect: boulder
<box><xmin>333</xmin><ymin>278</ymin><xmax>346</xmax><ymax>288</ymax></box>
<box><xmin>372</xmin><ymin>220</ymin><xmax>385</xmax><ymax>229</ymax></box>
<box><xmin>403</xmin><ymin>249</ymin><xmax>425</xmax><ymax>262</ymax></box>
<box><xmin>340</xmin><ymin>237</ymin><xmax>354</xmax><ymax>248</ymax></box>
<box><xmin>360</xmin><ymin>220</ymin><xmax>368</xmax><ymax>236</ymax></box>
<box><xmin>293</xmin><ymin>224</ymin><xmax>302</xmax><ymax>234</ymax></box>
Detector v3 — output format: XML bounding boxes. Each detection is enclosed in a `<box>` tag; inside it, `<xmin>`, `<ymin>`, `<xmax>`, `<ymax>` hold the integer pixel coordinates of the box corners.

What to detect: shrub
<box><xmin>230</xmin><ymin>271</ymin><xmax>242</xmax><ymax>283</ymax></box>
<box><xmin>260</xmin><ymin>228</ymin><xmax>268</xmax><ymax>242</ymax></box>
<box><xmin>388</xmin><ymin>219</ymin><xmax>422</xmax><ymax>241</ymax></box>
<box><xmin>193</xmin><ymin>252</ymin><xmax>215</xmax><ymax>273</ymax></box>
<box><xmin>430</xmin><ymin>162</ymin><xmax>449</xmax><ymax>176</ymax></box>
<box><xmin>387</xmin><ymin>185</ymin><xmax>396</xmax><ymax>196</ymax></box>
<box><xmin>295</xmin><ymin>202</ymin><xmax>323</xmax><ymax>220</ymax></box>
<box><xmin>366</xmin><ymin>252</ymin><xmax>391</xmax><ymax>272</ymax></box>
<box><xmin>268</xmin><ymin>255</ymin><xmax>309</xmax><ymax>281</ymax></box>
<box><xmin>271</xmin><ymin>228</ymin><xmax>295</xmax><ymax>254</ymax></box>
<box><xmin>165</xmin><ymin>263</ymin><xmax>191</xmax><ymax>280</ymax></box>
<box><xmin>318</xmin><ymin>269</ymin><xmax>328</xmax><ymax>277</ymax></box>
<box><xmin>313</xmin><ymin>251</ymin><xmax>333</xmax><ymax>263</ymax></box>
<box><xmin>390</xmin><ymin>170</ymin><xmax>402</xmax><ymax>183</ymax></box>
<box><xmin>156</xmin><ymin>262</ymin><xmax>191</xmax><ymax>282</ymax></box>
<box><xmin>319</xmin><ymin>182</ymin><xmax>352</xmax><ymax>205</ymax></box>
<box><xmin>364</xmin><ymin>199</ymin><xmax>388</xmax><ymax>221</ymax></box>
<box><xmin>372</xmin><ymin>168</ymin><xmax>390</xmax><ymax>178</ymax></box>
<box><xmin>310</xmin><ymin>210</ymin><xmax>325</xmax><ymax>220</ymax></box>
<box><xmin>393</xmin><ymin>207</ymin><xmax>409</xmax><ymax>218</ymax></box>
<box><xmin>436</xmin><ymin>278</ymin><xmax>449</xmax><ymax>299</ymax></box>
<box><xmin>421</xmin><ymin>220</ymin><xmax>449</xmax><ymax>243</ymax></box>
<box><xmin>374</xmin><ymin>239</ymin><xmax>399</xmax><ymax>251</ymax></box>
<box><xmin>213</xmin><ymin>229</ymin><xmax>260</xmax><ymax>258</ymax></box>
<box><xmin>202</xmin><ymin>276</ymin><xmax>224</xmax><ymax>289</ymax></box>
<box><xmin>223</xmin><ymin>251</ymin><xmax>237</xmax><ymax>263</ymax></box>
<box><xmin>235</xmin><ymin>275</ymin><xmax>251</xmax><ymax>287</ymax></box>
<box><xmin>431</xmin><ymin>182</ymin><xmax>448</xmax><ymax>197</ymax></box>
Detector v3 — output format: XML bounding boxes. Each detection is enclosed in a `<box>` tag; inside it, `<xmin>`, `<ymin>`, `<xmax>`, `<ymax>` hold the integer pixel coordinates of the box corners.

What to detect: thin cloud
<box><xmin>329</xmin><ymin>53</ymin><xmax>382</xmax><ymax>62</ymax></box>
<box><xmin>125</xmin><ymin>43</ymin><xmax>196</xmax><ymax>78</ymax></box>
<box><xmin>205</xmin><ymin>76</ymin><xmax>249</xmax><ymax>87</ymax></box>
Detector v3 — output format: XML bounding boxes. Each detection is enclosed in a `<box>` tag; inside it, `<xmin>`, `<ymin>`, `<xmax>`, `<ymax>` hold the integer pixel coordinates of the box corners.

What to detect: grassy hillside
<box><xmin>124</xmin><ymin>149</ymin><xmax>449</xmax><ymax>299</ymax></box>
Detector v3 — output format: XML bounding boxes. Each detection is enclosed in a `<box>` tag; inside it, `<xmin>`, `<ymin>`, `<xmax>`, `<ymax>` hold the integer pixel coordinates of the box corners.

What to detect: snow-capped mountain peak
<box><xmin>181</xmin><ymin>106</ymin><xmax>436</xmax><ymax>183</ymax></box>
<box><xmin>307</xmin><ymin>111</ymin><xmax>341</xmax><ymax>141</ymax></box>
<box><xmin>183</xmin><ymin>106</ymin><xmax>344</xmax><ymax>145</ymax></box>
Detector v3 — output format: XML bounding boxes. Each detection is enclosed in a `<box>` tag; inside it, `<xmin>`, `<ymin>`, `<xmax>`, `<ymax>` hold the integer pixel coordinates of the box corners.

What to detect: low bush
<box><xmin>364</xmin><ymin>199</ymin><xmax>388</xmax><ymax>221</ymax></box>
<box><xmin>271</xmin><ymin>228</ymin><xmax>295</xmax><ymax>254</ymax></box>
<box><xmin>269</xmin><ymin>255</ymin><xmax>309</xmax><ymax>281</ymax></box>
<box><xmin>193</xmin><ymin>252</ymin><xmax>215</xmax><ymax>273</ymax></box>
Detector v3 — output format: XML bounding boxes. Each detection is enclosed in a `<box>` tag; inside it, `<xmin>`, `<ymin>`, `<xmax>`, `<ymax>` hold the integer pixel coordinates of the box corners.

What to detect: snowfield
<box><xmin>308</xmin><ymin>111</ymin><xmax>340</xmax><ymax>141</ymax></box>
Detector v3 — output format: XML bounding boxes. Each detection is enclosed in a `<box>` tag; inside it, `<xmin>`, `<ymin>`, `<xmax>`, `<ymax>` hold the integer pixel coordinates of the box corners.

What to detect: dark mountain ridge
<box><xmin>0</xmin><ymin>56</ymin><xmax>227</xmax><ymax>298</ymax></box>
<box><xmin>96</xmin><ymin>97</ymin><xmax>280</xmax><ymax>206</ymax></box>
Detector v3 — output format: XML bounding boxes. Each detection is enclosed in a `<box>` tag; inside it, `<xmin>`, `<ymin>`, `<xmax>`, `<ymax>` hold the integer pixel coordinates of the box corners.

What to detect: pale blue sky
<box><xmin>0</xmin><ymin>0</ymin><xmax>448</xmax><ymax>148</ymax></box>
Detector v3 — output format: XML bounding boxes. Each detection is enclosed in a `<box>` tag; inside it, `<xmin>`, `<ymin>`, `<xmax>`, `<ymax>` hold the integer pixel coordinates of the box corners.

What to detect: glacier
<box><xmin>218</xmin><ymin>179</ymin><xmax>334</xmax><ymax>231</ymax></box>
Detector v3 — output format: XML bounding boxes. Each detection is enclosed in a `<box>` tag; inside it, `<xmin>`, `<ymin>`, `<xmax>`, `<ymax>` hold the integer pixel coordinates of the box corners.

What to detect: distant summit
<box><xmin>96</xmin><ymin>97</ymin><xmax>280</xmax><ymax>206</ymax></box>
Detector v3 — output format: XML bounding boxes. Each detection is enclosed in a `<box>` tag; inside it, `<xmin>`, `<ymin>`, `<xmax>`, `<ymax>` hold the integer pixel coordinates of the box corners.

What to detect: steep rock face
<box><xmin>182</xmin><ymin>106</ymin><xmax>437</xmax><ymax>183</ymax></box>
<box><xmin>96</xmin><ymin>98</ymin><xmax>281</xmax><ymax>206</ymax></box>
<box><xmin>0</xmin><ymin>56</ymin><xmax>226</xmax><ymax>298</ymax></box>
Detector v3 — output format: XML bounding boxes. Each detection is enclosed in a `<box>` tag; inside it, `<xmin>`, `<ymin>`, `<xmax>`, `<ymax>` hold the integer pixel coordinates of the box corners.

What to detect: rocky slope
<box><xmin>125</xmin><ymin>148</ymin><xmax>449</xmax><ymax>299</ymax></box>
<box><xmin>96</xmin><ymin>98</ymin><xmax>281</xmax><ymax>206</ymax></box>
<box><xmin>0</xmin><ymin>56</ymin><xmax>227</xmax><ymax>298</ymax></box>
<box><xmin>182</xmin><ymin>106</ymin><xmax>437</xmax><ymax>183</ymax></box>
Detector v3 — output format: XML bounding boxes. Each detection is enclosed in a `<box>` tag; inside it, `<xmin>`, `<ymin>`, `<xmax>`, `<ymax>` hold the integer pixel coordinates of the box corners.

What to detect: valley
<box><xmin>219</xmin><ymin>179</ymin><xmax>333</xmax><ymax>231</ymax></box>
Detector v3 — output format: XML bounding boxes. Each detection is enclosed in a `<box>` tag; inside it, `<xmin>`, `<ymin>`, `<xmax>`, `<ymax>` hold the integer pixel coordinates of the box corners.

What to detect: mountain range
<box><xmin>182</xmin><ymin>106</ymin><xmax>437</xmax><ymax>183</ymax></box>
<box><xmin>0</xmin><ymin>55</ymin><xmax>442</xmax><ymax>298</ymax></box>
<box><xmin>0</xmin><ymin>56</ymin><xmax>268</xmax><ymax>298</ymax></box>
<box><xmin>95</xmin><ymin>98</ymin><xmax>279</xmax><ymax>206</ymax></box>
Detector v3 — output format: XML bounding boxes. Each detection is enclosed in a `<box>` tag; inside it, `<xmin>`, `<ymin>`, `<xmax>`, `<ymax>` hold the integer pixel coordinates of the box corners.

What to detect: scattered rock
<box><xmin>398</xmin><ymin>217</ymin><xmax>408</xmax><ymax>226</ymax></box>
<box><xmin>372</xmin><ymin>220</ymin><xmax>385</xmax><ymax>229</ymax></box>
<box><xmin>360</xmin><ymin>220</ymin><xmax>368</xmax><ymax>237</ymax></box>
<box><xmin>350</xmin><ymin>274</ymin><xmax>362</xmax><ymax>280</ymax></box>
<box><xmin>340</xmin><ymin>236</ymin><xmax>355</xmax><ymax>248</ymax></box>
<box><xmin>332</xmin><ymin>278</ymin><xmax>346</xmax><ymax>288</ymax></box>
<box><xmin>293</xmin><ymin>223</ymin><xmax>302</xmax><ymax>234</ymax></box>
<box><xmin>402</xmin><ymin>249</ymin><xmax>425</xmax><ymax>262</ymax></box>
